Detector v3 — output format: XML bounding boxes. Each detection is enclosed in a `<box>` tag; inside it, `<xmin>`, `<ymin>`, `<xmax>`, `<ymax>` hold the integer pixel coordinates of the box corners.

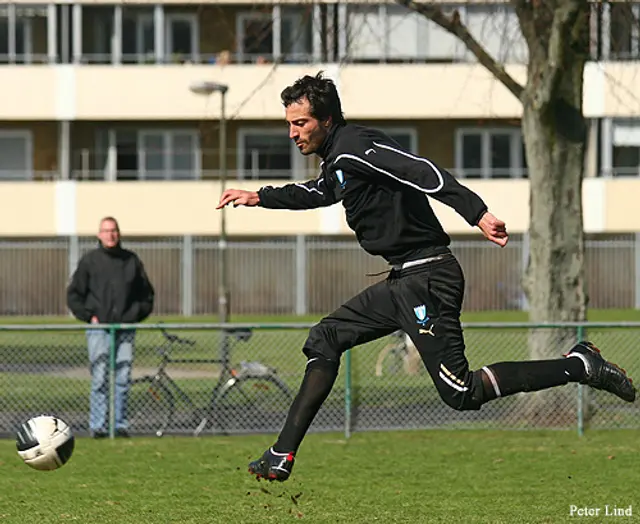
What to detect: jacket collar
<box><xmin>316</xmin><ymin>123</ymin><xmax>345</xmax><ymax>160</ymax></box>
<box><xmin>99</xmin><ymin>242</ymin><xmax>125</xmax><ymax>258</ymax></box>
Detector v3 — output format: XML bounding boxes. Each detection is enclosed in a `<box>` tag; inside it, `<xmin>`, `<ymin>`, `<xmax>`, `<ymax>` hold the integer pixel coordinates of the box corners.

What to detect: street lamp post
<box><xmin>189</xmin><ymin>81</ymin><xmax>230</xmax><ymax>324</ymax></box>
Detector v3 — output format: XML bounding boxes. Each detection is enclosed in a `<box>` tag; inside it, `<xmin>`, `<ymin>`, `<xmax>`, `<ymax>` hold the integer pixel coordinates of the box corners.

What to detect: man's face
<box><xmin>285</xmin><ymin>97</ymin><xmax>330</xmax><ymax>156</ymax></box>
<box><xmin>98</xmin><ymin>219</ymin><xmax>120</xmax><ymax>249</ymax></box>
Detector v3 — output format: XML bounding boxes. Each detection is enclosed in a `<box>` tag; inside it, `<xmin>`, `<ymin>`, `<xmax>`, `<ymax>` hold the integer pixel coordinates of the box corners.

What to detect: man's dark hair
<box><xmin>281</xmin><ymin>71</ymin><xmax>346</xmax><ymax>125</ymax></box>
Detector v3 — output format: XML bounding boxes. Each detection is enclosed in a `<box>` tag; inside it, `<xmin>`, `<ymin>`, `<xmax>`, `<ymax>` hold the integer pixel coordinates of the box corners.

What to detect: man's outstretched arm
<box><xmin>217</xmin><ymin>176</ymin><xmax>339</xmax><ymax>211</ymax></box>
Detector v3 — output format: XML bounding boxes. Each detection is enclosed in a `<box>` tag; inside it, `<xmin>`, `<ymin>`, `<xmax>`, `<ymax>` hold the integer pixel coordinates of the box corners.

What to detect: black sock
<box><xmin>273</xmin><ymin>358</ymin><xmax>339</xmax><ymax>454</ymax></box>
<box><xmin>480</xmin><ymin>358</ymin><xmax>586</xmax><ymax>401</ymax></box>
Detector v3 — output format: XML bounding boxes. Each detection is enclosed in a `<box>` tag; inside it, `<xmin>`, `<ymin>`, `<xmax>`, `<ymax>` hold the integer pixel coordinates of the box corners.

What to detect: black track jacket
<box><xmin>257</xmin><ymin>123</ymin><xmax>488</xmax><ymax>265</ymax></box>
<box><xmin>67</xmin><ymin>244</ymin><xmax>155</xmax><ymax>324</ymax></box>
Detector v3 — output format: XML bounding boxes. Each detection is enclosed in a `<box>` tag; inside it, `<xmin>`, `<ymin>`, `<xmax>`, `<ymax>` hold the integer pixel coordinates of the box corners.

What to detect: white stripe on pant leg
<box><xmin>438</xmin><ymin>371</ymin><xmax>469</xmax><ymax>392</ymax></box>
<box><xmin>482</xmin><ymin>366</ymin><xmax>501</xmax><ymax>398</ymax></box>
<box><xmin>440</xmin><ymin>363</ymin><xmax>466</xmax><ymax>386</ymax></box>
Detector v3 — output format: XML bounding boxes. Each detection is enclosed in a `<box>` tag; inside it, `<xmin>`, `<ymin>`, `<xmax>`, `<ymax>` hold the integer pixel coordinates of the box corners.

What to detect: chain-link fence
<box><xmin>0</xmin><ymin>322</ymin><xmax>638</xmax><ymax>439</ymax></box>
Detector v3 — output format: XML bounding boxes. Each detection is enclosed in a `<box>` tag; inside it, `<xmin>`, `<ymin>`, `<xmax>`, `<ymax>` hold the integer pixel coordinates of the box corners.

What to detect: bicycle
<box><xmin>127</xmin><ymin>326</ymin><xmax>293</xmax><ymax>437</ymax></box>
<box><xmin>375</xmin><ymin>330</ymin><xmax>424</xmax><ymax>377</ymax></box>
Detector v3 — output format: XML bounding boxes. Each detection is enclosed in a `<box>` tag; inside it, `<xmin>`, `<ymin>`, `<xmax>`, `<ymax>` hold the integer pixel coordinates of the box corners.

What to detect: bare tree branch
<box><xmin>534</xmin><ymin>0</ymin><xmax>585</xmax><ymax>111</ymax></box>
<box><xmin>396</xmin><ymin>0</ymin><xmax>524</xmax><ymax>101</ymax></box>
<box><xmin>512</xmin><ymin>0</ymin><xmax>537</xmax><ymax>53</ymax></box>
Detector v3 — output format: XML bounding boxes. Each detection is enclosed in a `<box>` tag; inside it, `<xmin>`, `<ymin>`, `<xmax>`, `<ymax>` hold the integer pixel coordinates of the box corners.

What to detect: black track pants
<box><xmin>302</xmin><ymin>254</ymin><xmax>484</xmax><ymax>411</ymax></box>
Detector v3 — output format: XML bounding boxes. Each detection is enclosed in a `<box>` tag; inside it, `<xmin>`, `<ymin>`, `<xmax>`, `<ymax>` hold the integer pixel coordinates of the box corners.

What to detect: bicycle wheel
<box><xmin>128</xmin><ymin>377</ymin><xmax>175</xmax><ymax>437</ymax></box>
<box><xmin>214</xmin><ymin>374</ymin><xmax>292</xmax><ymax>434</ymax></box>
<box><xmin>375</xmin><ymin>341</ymin><xmax>407</xmax><ymax>376</ymax></box>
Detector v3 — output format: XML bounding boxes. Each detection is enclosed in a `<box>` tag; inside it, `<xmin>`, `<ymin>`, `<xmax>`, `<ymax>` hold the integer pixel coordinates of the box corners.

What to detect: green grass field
<box><xmin>0</xmin><ymin>429</ymin><xmax>638</xmax><ymax>523</ymax></box>
<box><xmin>0</xmin><ymin>311</ymin><xmax>639</xmax><ymax>522</ymax></box>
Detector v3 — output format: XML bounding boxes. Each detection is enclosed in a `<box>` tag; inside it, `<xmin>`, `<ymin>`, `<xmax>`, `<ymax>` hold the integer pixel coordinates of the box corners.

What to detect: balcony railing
<box><xmin>9</xmin><ymin>167</ymin><xmax>640</xmax><ymax>182</ymax></box>
<box><xmin>2</xmin><ymin>2</ymin><xmax>639</xmax><ymax>67</ymax></box>
<box><xmin>0</xmin><ymin>168</ymin><xmax>544</xmax><ymax>182</ymax></box>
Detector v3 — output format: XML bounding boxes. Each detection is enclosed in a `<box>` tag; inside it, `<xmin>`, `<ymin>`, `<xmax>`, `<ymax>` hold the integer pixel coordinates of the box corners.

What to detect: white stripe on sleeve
<box><xmin>334</xmin><ymin>143</ymin><xmax>444</xmax><ymax>193</ymax></box>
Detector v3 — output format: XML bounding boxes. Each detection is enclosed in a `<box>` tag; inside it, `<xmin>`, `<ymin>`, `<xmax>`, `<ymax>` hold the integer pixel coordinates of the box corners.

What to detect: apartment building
<box><xmin>0</xmin><ymin>0</ymin><xmax>638</xmax><ymax>187</ymax></box>
<box><xmin>0</xmin><ymin>1</ymin><xmax>639</xmax><ymax>316</ymax></box>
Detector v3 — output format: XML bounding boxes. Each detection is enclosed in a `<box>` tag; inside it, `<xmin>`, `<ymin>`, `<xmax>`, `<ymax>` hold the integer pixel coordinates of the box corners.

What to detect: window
<box><xmin>610</xmin><ymin>3</ymin><xmax>639</xmax><ymax>60</ymax></box>
<box><xmin>0</xmin><ymin>131</ymin><xmax>33</xmax><ymax>180</ymax></box>
<box><xmin>122</xmin><ymin>13</ymin><xmax>154</xmax><ymax>63</ymax></box>
<box><xmin>344</xmin><ymin>4</ymin><xmax>527</xmax><ymax>63</ymax></box>
<box><xmin>455</xmin><ymin>128</ymin><xmax>526</xmax><ymax>179</ymax></box>
<box><xmin>280</xmin><ymin>7</ymin><xmax>312</xmax><ymax>63</ymax></box>
<box><xmin>95</xmin><ymin>129</ymin><xmax>200</xmax><ymax>181</ymax></box>
<box><xmin>90</xmin><ymin>7</ymin><xmax>114</xmax><ymax>64</ymax></box>
<box><xmin>384</xmin><ymin>5</ymin><xmax>458</xmax><ymax>62</ymax></box>
<box><xmin>385</xmin><ymin>5</ymin><xmax>424</xmax><ymax>60</ymax></box>
<box><xmin>464</xmin><ymin>5</ymin><xmax>527</xmax><ymax>64</ymax></box>
<box><xmin>138</xmin><ymin>130</ymin><xmax>200</xmax><ymax>180</ymax></box>
<box><xmin>166</xmin><ymin>14</ymin><xmax>198</xmax><ymax>62</ymax></box>
<box><xmin>421</xmin><ymin>7</ymin><xmax>460</xmax><ymax>61</ymax></box>
<box><xmin>378</xmin><ymin>127</ymin><xmax>418</xmax><ymax>154</ymax></box>
<box><xmin>613</xmin><ymin>147</ymin><xmax>640</xmax><ymax>176</ymax></box>
<box><xmin>461</xmin><ymin>134</ymin><xmax>482</xmax><ymax>174</ymax></box>
<box><xmin>347</xmin><ymin>5</ymin><xmax>384</xmax><ymax>60</ymax></box>
<box><xmin>237</xmin><ymin>13</ymin><xmax>272</xmax><ymax>63</ymax></box>
<box><xmin>0</xmin><ymin>6</ymin><xmax>35</xmax><ymax>64</ymax></box>
<box><xmin>237</xmin><ymin>8</ymin><xmax>311</xmax><ymax>63</ymax></box>
<box><xmin>238</xmin><ymin>129</ymin><xmax>296</xmax><ymax>180</ymax></box>
<box><xmin>92</xmin><ymin>9</ymin><xmax>198</xmax><ymax>64</ymax></box>
<box><xmin>611</xmin><ymin>120</ymin><xmax>640</xmax><ymax>176</ymax></box>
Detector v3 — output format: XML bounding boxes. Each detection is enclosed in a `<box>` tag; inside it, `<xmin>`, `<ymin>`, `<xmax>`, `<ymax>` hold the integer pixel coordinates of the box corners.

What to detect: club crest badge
<box><xmin>413</xmin><ymin>305</ymin><xmax>429</xmax><ymax>326</ymax></box>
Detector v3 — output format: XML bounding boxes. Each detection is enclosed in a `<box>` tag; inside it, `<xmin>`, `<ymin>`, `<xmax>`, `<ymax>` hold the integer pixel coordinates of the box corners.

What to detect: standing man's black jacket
<box><xmin>257</xmin><ymin>123</ymin><xmax>488</xmax><ymax>265</ymax></box>
<box><xmin>67</xmin><ymin>244</ymin><xmax>155</xmax><ymax>324</ymax></box>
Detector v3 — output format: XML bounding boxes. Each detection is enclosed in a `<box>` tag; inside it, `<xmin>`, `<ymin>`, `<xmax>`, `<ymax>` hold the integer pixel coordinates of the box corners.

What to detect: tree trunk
<box><xmin>520</xmin><ymin>39</ymin><xmax>588</xmax><ymax>425</ymax></box>
<box><xmin>398</xmin><ymin>0</ymin><xmax>592</xmax><ymax>425</ymax></box>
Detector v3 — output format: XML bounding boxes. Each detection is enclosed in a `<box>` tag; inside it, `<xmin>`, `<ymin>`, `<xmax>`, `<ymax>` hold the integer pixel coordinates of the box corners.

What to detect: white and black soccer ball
<box><xmin>16</xmin><ymin>415</ymin><xmax>75</xmax><ymax>471</ymax></box>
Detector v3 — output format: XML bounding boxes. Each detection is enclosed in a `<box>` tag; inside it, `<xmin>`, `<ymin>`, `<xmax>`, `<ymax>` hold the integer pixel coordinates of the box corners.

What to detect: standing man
<box><xmin>67</xmin><ymin>217</ymin><xmax>155</xmax><ymax>438</ymax></box>
<box><xmin>217</xmin><ymin>72</ymin><xmax>636</xmax><ymax>482</ymax></box>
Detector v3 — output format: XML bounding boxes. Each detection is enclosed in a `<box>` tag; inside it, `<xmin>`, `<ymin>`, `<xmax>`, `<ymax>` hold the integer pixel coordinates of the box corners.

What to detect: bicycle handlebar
<box><xmin>224</xmin><ymin>327</ymin><xmax>253</xmax><ymax>342</ymax></box>
<box><xmin>160</xmin><ymin>328</ymin><xmax>196</xmax><ymax>346</ymax></box>
<box><xmin>159</xmin><ymin>327</ymin><xmax>253</xmax><ymax>346</ymax></box>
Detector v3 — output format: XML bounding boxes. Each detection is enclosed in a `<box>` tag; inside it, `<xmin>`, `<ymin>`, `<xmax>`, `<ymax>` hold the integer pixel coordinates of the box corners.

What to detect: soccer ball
<box><xmin>16</xmin><ymin>415</ymin><xmax>75</xmax><ymax>471</ymax></box>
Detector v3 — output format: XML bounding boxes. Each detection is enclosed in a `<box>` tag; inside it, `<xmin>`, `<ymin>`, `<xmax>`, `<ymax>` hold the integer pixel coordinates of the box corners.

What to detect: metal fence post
<box><xmin>182</xmin><ymin>234</ymin><xmax>193</xmax><ymax>317</ymax></box>
<box><xmin>108</xmin><ymin>324</ymin><xmax>117</xmax><ymax>439</ymax></box>
<box><xmin>576</xmin><ymin>324</ymin><xmax>586</xmax><ymax>437</ymax></box>
<box><xmin>635</xmin><ymin>232</ymin><xmax>640</xmax><ymax>310</ymax></box>
<box><xmin>344</xmin><ymin>348</ymin><xmax>352</xmax><ymax>439</ymax></box>
<box><xmin>68</xmin><ymin>235</ymin><xmax>80</xmax><ymax>318</ymax></box>
<box><xmin>521</xmin><ymin>232</ymin><xmax>530</xmax><ymax>311</ymax></box>
<box><xmin>295</xmin><ymin>235</ymin><xmax>307</xmax><ymax>316</ymax></box>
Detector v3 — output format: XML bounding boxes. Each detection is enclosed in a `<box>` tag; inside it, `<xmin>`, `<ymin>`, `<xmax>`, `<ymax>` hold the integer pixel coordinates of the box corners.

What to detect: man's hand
<box><xmin>91</xmin><ymin>316</ymin><xmax>99</xmax><ymax>324</ymax></box>
<box><xmin>477</xmin><ymin>212</ymin><xmax>509</xmax><ymax>247</ymax></box>
<box><xmin>216</xmin><ymin>189</ymin><xmax>260</xmax><ymax>209</ymax></box>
